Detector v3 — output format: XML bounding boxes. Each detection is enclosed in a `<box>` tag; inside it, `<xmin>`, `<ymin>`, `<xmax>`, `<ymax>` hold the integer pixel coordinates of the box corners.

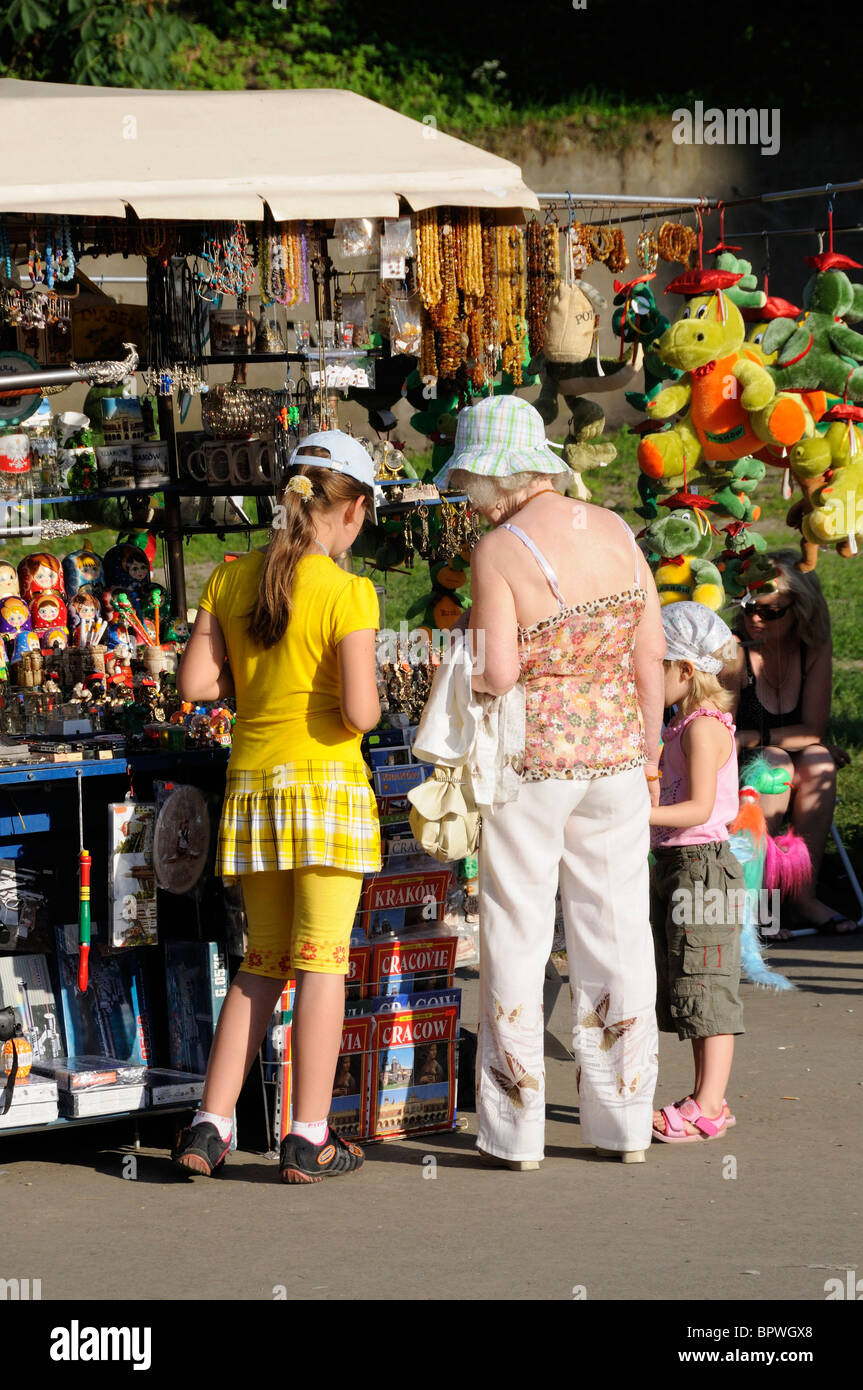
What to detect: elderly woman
<box><xmin>726</xmin><ymin>550</ymin><xmax>856</xmax><ymax>936</ymax></box>
<box><xmin>436</xmin><ymin>395</ymin><xmax>667</xmax><ymax>1167</ymax></box>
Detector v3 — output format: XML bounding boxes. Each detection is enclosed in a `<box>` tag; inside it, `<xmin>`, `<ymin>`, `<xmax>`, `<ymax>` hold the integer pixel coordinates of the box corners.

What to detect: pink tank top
<box><xmin>651</xmin><ymin>707</ymin><xmax>739</xmax><ymax>848</ymax></box>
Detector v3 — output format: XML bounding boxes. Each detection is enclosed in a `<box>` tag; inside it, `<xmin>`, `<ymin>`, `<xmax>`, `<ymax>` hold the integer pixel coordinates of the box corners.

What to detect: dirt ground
<box><xmin>3</xmin><ymin>934</ymin><xmax>860</xmax><ymax>1304</ymax></box>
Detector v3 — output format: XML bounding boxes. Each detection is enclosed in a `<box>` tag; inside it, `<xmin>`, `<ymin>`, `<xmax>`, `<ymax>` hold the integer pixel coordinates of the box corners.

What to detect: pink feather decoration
<box><xmin>764</xmin><ymin>830</ymin><xmax>812</xmax><ymax>898</ymax></box>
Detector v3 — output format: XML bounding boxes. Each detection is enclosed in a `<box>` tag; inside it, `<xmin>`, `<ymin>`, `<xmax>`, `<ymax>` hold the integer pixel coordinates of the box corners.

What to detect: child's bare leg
<box><xmin>201</xmin><ymin>970</ymin><xmax>287</xmax><ymax>1118</ymax></box>
<box><xmin>291</xmin><ymin>968</ymin><xmax>346</xmax><ymax>1122</ymax></box>
<box><xmin>692</xmin><ymin>1035</ymin><xmax>733</xmax><ymax>1118</ymax></box>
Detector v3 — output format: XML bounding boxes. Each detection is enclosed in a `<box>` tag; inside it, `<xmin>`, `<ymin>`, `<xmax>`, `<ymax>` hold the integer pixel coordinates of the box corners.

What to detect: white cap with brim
<box><xmin>288</xmin><ymin>431</ymin><xmax>385</xmax><ymax>521</ymax></box>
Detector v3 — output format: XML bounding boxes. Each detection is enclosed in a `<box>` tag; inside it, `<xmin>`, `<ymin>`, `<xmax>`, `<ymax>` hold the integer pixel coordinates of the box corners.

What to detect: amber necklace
<box><xmin>502</xmin><ymin>488</ymin><xmax>559</xmax><ymax>524</ymax></box>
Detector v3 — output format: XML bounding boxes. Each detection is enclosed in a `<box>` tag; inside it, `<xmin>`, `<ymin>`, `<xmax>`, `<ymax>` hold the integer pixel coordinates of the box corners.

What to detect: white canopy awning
<box><xmin>0</xmin><ymin>80</ymin><xmax>538</xmax><ymax>221</ymax></box>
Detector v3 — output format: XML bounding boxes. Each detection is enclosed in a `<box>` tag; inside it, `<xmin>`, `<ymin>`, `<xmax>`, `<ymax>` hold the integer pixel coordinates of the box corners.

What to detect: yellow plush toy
<box><xmin>788</xmin><ymin>405</ymin><xmax>863</xmax><ymax>569</ymax></box>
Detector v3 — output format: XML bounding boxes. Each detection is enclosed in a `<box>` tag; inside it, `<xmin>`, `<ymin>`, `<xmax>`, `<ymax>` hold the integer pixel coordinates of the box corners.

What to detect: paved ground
<box><xmin>3</xmin><ymin>934</ymin><xmax>860</xmax><ymax>1303</ymax></box>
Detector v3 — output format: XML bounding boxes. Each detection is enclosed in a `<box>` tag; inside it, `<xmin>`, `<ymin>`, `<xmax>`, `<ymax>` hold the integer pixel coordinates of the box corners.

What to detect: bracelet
<box><xmin>645</xmin><ymin>772</ymin><xmax>662</xmax><ymax>781</ymax></box>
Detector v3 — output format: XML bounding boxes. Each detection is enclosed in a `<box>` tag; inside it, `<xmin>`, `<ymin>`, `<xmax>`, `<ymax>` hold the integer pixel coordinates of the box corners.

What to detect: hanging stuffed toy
<box><xmin>560</xmin><ymin>397</ymin><xmax>617</xmax><ymax>500</ymax></box>
<box><xmin>405</xmin><ymin>557</ymin><xmax>470</xmax><ymax>638</ymax></box>
<box><xmin>708</xmin><ymin>454</ymin><xmax>767</xmax><ymax>523</ymax></box>
<box><xmin>710</xmin><ymin>246</ymin><xmax>766</xmax><ymax>312</ymax></box>
<box><xmin>639</xmin><ymin>493</ymin><xmax>724</xmax><ymax>609</ymax></box>
<box><xmin>741</xmin><ymin>295</ymin><xmax>801</xmax><ymax>365</ymax></box>
<box><xmin>637</xmin><ymin>269</ymin><xmax>815</xmax><ymax>490</ymax></box>
<box><xmin>610</xmin><ymin>274</ymin><xmax>682</xmax><ymax>412</ymax></box>
<box><xmin>786</xmin><ymin>403</ymin><xmax>863</xmax><ymax>569</ymax></box>
<box><xmin>763</xmin><ymin>252</ymin><xmax>863</xmax><ymax>401</ymax></box>
<box><xmin>714</xmin><ymin>522</ymin><xmax>778</xmax><ymax>600</ymax></box>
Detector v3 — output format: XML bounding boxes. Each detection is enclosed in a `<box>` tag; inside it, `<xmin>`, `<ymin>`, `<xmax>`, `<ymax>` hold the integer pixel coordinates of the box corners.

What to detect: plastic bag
<box><xmin>389</xmin><ymin>293</ymin><xmax>422</xmax><ymax>356</ymax></box>
<box><xmin>381</xmin><ymin>217</ymin><xmax>414</xmax><ymax>279</ymax></box>
<box><xmin>334</xmin><ymin>218</ymin><xmax>377</xmax><ymax>258</ymax></box>
<box><xmin>341</xmin><ymin>292</ymin><xmax>368</xmax><ymax>348</ymax></box>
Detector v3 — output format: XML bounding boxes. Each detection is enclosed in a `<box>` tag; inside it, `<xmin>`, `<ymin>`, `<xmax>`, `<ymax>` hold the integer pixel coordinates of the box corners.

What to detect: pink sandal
<box><xmin>673</xmin><ymin>1095</ymin><xmax>736</xmax><ymax>1128</ymax></box>
<box><xmin>653</xmin><ymin>1096</ymin><xmax>728</xmax><ymax>1143</ymax></box>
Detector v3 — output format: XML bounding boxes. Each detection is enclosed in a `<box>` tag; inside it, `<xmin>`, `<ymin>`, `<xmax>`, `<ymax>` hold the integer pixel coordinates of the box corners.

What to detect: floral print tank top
<box><xmin>504</xmin><ymin>517</ymin><xmax>648</xmax><ymax>782</ymax></box>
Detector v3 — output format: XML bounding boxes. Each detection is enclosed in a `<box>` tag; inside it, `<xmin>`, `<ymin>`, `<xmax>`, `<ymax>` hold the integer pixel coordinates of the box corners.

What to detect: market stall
<box><xmin>0</xmin><ymin>78</ymin><xmax>542</xmax><ymax>1150</ymax></box>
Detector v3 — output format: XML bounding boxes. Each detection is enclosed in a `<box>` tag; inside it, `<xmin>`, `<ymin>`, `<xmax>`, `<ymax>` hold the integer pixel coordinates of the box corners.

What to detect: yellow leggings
<box><xmin>239</xmin><ymin>868</ymin><xmax>364</xmax><ymax>979</ymax></box>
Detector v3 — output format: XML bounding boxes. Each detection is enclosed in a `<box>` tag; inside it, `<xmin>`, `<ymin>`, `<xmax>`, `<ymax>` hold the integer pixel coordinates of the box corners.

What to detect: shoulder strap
<box><xmin>613</xmin><ymin>512</ymin><xmax>643</xmax><ymax>589</ymax></box>
<box><xmin>500</xmin><ymin>523</ymin><xmax>566</xmax><ymax>609</ymax></box>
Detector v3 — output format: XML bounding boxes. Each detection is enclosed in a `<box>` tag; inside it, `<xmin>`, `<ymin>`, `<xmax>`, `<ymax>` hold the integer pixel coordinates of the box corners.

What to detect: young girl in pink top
<box><xmin>649</xmin><ymin>603</ymin><xmax>745</xmax><ymax>1143</ymax></box>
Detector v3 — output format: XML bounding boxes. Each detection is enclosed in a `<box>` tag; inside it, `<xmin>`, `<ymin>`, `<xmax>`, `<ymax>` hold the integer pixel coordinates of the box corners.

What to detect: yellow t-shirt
<box><xmin>198</xmin><ymin>551</ymin><xmax>380</xmax><ymax>771</ymax></box>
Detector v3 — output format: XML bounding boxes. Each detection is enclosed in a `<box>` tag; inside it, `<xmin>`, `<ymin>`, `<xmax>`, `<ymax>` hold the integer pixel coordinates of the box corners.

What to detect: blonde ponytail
<box><xmin>247</xmin><ymin>457</ymin><xmax>373</xmax><ymax>648</ymax></box>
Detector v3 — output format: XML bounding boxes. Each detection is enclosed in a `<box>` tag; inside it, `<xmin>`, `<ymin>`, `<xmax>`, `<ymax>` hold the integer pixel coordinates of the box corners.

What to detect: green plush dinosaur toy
<box><xmin>609</xmin><ymin>275</ymin><xmax>682</xmax><ymax>411</ymax></box>
<box><xmin>709</xmin><ymin>455</ymin><xmax>767</xmax><ymax>522</ymax></box>
<box><xmin>638</xmin><ymin>272</ymin><xmax>815</xmax><ymax>490</ymax></box>
<box><xmin>714</xmin><ymin>522</ymin><xmax>776</xmax><ymax>599</ymax></box>
<box><xmin>762</xmin><ymin>253</ymin><xmax>863</xmax><ymax>401</ymax></box>
<box><xmin>712</xmin><ymin>248</ymin><xmax>767</xmax><ymax>311</ymax></box>
<box><xmin>641</xmin><ymin>501</ymin><xmax>724</xmax><ymax>610</ymax></box>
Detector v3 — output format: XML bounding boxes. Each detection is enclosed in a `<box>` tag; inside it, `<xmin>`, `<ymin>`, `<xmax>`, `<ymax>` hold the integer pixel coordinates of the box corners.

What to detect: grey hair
<box><xmin>446</xmin><ymin>468</ymin><xmax>568</xmax><ymax>511</ymax></box>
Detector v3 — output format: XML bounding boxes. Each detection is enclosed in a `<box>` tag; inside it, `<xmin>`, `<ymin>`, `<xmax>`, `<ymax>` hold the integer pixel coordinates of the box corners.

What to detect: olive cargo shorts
<box><xmin>650</xmin><ymin>840</ymin><xmax>745</xmax><ymax>1041</ymax></box>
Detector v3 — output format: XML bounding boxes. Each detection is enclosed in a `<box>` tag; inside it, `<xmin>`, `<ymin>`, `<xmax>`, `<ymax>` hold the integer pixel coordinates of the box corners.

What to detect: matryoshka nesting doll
<box><xmin>0</xmin><ymin>562</ymin><xmax>19</xmax><ymax>600</ymax></box>
<box><xmin>62</xmin><ymin>540</ymin><xmax>104</xmax><ymax>600</ymax></box>
<box><xmin>40</xmin><ymin>626</ymin><xmax>68</xmax><ymax>653</ymax></box>
<box><xmin>103</xmin><ymin>543</ymin><xmax>151</xmax><ymax>612</ymax></box>
<box><xmin>0</xmin><ymin>594</ymin><xmax>31</xmax><ymax>646</ymax></box>
<box><xmin>68</xmin><ymin>590</ymin><xmax>101</xmax><ymax>634</ymax></box>
<box><xmin>31</xmin><ymin>590</ymin><xmax>68</xmax><ymax>632</ymax></box>
<box><xmin>11</xmin><ymin>629</ymin><xmax>41</xmax><ymax>661</ymax></box>
<box><xmin>18</xmin><ymin>552</ymin><xmax>64</xmax><ymax>604</ymax></box>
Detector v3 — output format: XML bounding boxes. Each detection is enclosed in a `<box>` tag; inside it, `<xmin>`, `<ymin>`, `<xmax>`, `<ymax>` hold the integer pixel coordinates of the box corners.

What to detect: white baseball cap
<box><xmin>288</xmin><ymin>431</ymin><xmax>385</xmax><ymax>521</ymax></box>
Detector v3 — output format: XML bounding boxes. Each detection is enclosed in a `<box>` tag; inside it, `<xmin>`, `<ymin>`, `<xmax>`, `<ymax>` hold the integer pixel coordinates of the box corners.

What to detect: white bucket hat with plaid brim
<box><xmin>433</xmin><ymin>394</ymin><xmax>571</xmax><ymax>490</ymax></box>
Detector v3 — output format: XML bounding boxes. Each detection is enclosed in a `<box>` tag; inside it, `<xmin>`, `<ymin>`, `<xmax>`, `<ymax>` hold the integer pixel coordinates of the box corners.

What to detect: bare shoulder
<box><xmin>681</xmin><ymin>710</ymin><xmax>734</xmax><ymax>757</ymax></box>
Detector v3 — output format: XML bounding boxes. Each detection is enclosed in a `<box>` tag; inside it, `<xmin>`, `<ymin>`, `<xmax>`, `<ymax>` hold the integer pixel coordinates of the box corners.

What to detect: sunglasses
<box><xmin>745</xmin><ymin>603</ymin><xmax>792</xmax><ymax>623</ymax></box>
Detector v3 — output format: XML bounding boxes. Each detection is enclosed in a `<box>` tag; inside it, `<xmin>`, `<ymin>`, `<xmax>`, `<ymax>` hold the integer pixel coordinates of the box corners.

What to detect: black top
<box><xmin>737</xmin><ymin>641</ymin><xmax>807</xmax><ymax>745</ymax></box>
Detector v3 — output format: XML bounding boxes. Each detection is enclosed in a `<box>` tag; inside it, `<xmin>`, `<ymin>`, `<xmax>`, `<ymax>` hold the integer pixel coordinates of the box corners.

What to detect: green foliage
<box><xmin>1</xmin><ymin>0</ymin><xmax>194</xmax><ymax>88</ymax></box>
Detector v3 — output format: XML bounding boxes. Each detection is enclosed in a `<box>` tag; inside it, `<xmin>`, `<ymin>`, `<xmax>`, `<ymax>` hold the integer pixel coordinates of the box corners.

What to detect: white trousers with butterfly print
<box><xmin>477</xmin><ymin>767</ymin><xmax>658</xmax><ymax>1159</ymax></box>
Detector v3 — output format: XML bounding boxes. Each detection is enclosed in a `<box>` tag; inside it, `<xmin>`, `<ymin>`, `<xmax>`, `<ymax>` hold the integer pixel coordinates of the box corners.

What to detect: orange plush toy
<box><xmin>637</xmin><ymin>269</ymin><xmax>816</xmax><ymax>490</ymax></box>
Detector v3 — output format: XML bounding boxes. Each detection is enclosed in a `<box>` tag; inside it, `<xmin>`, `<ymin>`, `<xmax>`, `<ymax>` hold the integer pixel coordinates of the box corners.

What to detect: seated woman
<box><xmin>725</xmin><ymin>550</ymin><xmax>856</xmax><ymax>936</ymax></box>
